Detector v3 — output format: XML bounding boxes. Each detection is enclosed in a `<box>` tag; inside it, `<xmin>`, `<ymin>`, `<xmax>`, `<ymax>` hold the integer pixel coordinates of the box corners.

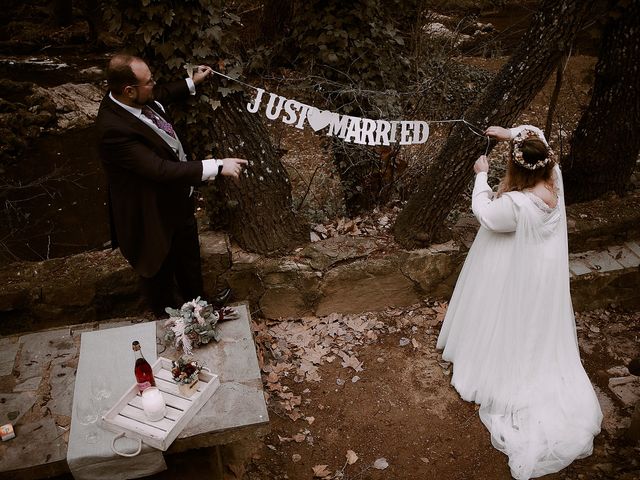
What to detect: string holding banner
<box><xmin>207</xmin><ymin>70</ymin><xmax>486</xmax><ymax>147</ymax></box>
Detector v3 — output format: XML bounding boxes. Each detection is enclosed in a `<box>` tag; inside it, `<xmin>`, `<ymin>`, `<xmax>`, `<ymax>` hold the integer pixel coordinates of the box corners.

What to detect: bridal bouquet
<box><xmin>164</xmin><ymin>297</ymin><xmax>237</xmax><ymax>356</ymax></box>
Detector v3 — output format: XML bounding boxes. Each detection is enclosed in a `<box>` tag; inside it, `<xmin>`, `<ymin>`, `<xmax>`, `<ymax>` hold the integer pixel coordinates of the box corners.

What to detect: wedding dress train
<box><xmin>437</xmin><ymin>164</ymin><xmax>602</xmax><ymax>479</ymax></box>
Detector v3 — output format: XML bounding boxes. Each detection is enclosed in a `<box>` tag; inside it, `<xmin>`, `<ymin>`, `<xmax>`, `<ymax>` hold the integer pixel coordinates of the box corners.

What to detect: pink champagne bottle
<box><xmin>132</xmin><ymin>341</ymin><xmax>155</xmax><ymax>393</ymax></box>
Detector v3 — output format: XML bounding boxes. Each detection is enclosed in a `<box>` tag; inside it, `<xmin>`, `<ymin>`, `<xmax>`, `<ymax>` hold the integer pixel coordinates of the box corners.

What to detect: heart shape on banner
<box><xmin>307</xmin><ymin>107</ymin><xmax>334</xmax><ymax>132</ymax></box>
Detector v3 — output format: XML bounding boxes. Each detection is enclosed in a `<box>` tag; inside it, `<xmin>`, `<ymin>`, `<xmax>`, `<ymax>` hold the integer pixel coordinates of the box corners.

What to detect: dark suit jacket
<box><xmin>96</xmin><ymin>81</ymin><xmax>203</xmax><ymax>277</ymax></box>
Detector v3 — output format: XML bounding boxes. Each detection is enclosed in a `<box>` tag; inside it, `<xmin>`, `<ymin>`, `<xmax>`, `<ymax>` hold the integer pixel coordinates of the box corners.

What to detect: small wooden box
<box><xmin>101</xmin><ymin>357</ymin><xmax>219</xmax><ymax>451</ymax></box>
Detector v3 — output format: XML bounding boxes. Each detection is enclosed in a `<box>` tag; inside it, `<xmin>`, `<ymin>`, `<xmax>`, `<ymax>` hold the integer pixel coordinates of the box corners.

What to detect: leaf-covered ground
<box><xmin>154</xmin><ymin>303</ymin><xmax>639</xmax><ymax>480</ymax></box>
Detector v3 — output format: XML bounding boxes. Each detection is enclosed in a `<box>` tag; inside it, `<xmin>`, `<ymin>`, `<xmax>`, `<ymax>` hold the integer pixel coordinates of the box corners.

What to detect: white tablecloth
<box><xmin>67</xmin><ymin>322</ymin><xmax>166</xmax><ymax>480</ymax></box>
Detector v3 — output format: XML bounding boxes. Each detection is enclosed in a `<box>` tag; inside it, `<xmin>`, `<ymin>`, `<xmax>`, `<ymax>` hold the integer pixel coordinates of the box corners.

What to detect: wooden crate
<box><xmin>101</xmin><ymin>357</ymin><xmax>220</xmax><ymax>451</ymax></box>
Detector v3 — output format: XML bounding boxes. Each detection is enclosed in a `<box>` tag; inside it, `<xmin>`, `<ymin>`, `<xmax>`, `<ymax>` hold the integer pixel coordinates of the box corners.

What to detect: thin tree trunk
<box><xmin>205</xmin><ymin>94</ymin><xmax>309</xmax><ymax>254</ymax></box>
<box><xmin>562</xmin><ymin>1</ymin><xmax>640</xmax><ymax>203</ymax></box>
<box><xmin>393</xmin><ymin>0</ymin><xmax>597</xmax><ymax>249</ymax></box>
<box><xmin>545</xmin><ymin>54</ymin><xmax>567</xmax><ymax>138</ymax></box>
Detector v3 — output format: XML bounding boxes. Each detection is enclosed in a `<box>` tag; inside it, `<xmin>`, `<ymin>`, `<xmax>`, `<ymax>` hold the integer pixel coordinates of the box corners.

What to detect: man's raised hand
<box><xmin>192</xmin><ymin>65</ymin><xmax>214</xmax><ymax>85</ymax></box>
<box><xmin>221</xmin><ymin>158</ymin><xmax>249</xmax><ymax>178</ymax></box>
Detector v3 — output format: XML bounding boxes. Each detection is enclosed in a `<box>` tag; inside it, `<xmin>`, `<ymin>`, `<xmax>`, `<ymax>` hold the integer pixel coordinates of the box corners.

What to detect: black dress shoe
<box><xmin>210</xmin><ymin>287</ymin><xmax>232</xmax><ymax>308</ymax></box>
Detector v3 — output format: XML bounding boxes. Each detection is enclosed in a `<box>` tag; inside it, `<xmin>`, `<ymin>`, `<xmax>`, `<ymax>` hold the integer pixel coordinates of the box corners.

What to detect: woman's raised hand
<box><xmin>484</xmin><ymin>126</ymin><xmax>511</xmax><ymax>141</ymax></box>
<box><xmin>474</xmin><ymin>155</ymin><xmax>489</xmax><ymax>174</ymax></box>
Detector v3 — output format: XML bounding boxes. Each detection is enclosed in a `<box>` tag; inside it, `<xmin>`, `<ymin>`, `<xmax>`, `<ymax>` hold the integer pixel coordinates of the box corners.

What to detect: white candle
<box><xmin>141</xmin><ymin>387</ymin><xmax>166</xmax><ymax>422</ymax></box>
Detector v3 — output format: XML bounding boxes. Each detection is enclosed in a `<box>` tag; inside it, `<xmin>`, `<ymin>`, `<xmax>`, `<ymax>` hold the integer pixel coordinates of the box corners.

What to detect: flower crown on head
<box><xmin>512</xmin><ymin>128</ymin><xmax>555</xmax><ymax>170</ymax></box>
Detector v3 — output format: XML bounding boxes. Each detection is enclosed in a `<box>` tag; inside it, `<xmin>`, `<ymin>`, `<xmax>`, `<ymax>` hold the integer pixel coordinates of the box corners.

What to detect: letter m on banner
<box><xmin>327</xmin><ymin>115</ymin><xmax>351</xmax><ymax>139</ymax></box>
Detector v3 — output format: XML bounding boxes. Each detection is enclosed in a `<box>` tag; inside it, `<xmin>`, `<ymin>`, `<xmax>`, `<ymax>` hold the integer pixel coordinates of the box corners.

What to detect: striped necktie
<box><xmin>141</xmin><ymin>105</ymin><xmax>176</xmax><ymax>139</ymax></box>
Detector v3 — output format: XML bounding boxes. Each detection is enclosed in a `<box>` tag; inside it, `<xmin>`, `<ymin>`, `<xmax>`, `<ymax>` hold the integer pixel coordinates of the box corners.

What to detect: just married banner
<box><xmin>203</xmin><ymin>69</ymin><xmax>482</xmax><ymax>146</ymax></box>
<box><xmin>246</xmin><ymin>88</ymin><xmax>429</xmax><ymax>146</ymax></box>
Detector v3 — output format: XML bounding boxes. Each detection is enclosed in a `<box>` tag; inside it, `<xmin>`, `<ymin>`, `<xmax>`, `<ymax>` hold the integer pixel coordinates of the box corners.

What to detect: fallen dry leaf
<box><xmin>287</xmin><ymin>410</ymin><xmax>304</xmax><ymax>421</ymax></box>
<box><xmin>306</xmin><ymin>416</ymin><xmax>315</xmax><ymax>425</ymax></box>
<box><xmin>434</xmin><ymin>302</ymin><xmax>448</xmax><ymax>323</ymax></box>
<box><xmin>373</xmin><ymin>457</ymin><xmax>389</xmax><ymax>470</ymax></box>
<box><xmin>293</xmin><ymin>433</ymin><xmax>306</xmax><ymax>443</ymax></box>
<box><xmin>346</xmin><ymin>450</ymin><xmax>358</xmax><ymax>465</ymax></box>
<box><xmin>312</xmin><ymin>464</ymin><xmax>331</xmax><ymax>478</ymax></box>
<box><xmin>339</xmin><ymin>352</ymin><xmax>364</xmax><ymax>372</ymax></box>
<box><xmin>292</xmin><ymin>453</ymin><xmax>302</xmax><ymax>462</ymax></box>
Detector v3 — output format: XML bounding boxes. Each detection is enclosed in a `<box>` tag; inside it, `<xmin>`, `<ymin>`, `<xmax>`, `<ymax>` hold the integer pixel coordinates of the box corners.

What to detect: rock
<box><xmin>627</xmin><ymin>402</ymin><xmax>640</xmax><ymax>442</ymax></box>
<box><xmin>301</xmin><ymin>235</ymin><xmax>380</xmax><ymax>271</ymax></box>
<box><xmin>594</xmin><ymin>385</ymin><xmax>626</xmax><ymax>436</ymax></box>
<box><xmin>33</xmin><ymin>83</ymin><xmax>103</xmax><ymax>131</ymax></box>
<box><xmin>79</xmin><ymin>66</ymin><xmax>104</xmax><ymax>81</ymax></box>
<box><xmin>403</xmin><ymin>245</ymin><xmax>462</xmax><ymax>298</ymax></box>
<box><xmin>607</xmin><ymin>366</ymin><xmax>630</xmax><ymax>376</ymax></box>
<box><xmin>316</xmin><ymin>255</ymin><xmax>419</xmax><ymax>316</ymax></box>
<box><xmin>259</xmin><ymin>263</ymin><xmax>319</xmax><ymax>318</ymax></box>
<box><xmin>609</xmin><ymin>377</ymin><xmax>640</xmax><ymax>407</ymax></box>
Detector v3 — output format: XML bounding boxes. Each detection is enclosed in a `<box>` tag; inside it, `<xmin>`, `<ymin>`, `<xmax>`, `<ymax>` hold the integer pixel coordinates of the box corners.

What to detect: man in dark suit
<box><xmin>96</xmin><ymin>53</ymin><xmax>247</xmax><ymax>316</ymax></box>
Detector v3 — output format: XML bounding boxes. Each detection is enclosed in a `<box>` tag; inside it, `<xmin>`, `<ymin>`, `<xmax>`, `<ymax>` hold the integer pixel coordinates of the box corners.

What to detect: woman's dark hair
<box><xmin>497</xmin><ymin>138</ymin><xmax>555</xmax><ymax>195</ymax></box>
<box><xmin>106</xmin><ymin>54</ymin><xmax>141</xmax><ymax>95</ymax></box>
<box><xmin>519</xmin><ymin>138</ymin><xmax>548</xmax><ymax>166</ymax></box>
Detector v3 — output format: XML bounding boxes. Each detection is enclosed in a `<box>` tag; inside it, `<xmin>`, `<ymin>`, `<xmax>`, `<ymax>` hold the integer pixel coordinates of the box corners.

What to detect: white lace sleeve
<box><xmin>472</xmin><ymin>172</ymin><xmax>518</xmax><ymax>232</ymax></box>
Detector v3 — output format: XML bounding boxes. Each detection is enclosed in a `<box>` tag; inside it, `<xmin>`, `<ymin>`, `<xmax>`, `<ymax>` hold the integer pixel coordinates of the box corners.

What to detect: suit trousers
<box><xmin>139</xmin><ymin>214</ymin><xmax>204</xmax><ymax>316</ymax></box>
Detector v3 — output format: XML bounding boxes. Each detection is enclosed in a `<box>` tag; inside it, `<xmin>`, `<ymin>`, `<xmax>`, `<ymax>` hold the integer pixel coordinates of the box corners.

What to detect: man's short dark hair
<box><xmin>106</xmin><ymin>54</ymin><xmax>142</xmax><ymax>94</ymax></box>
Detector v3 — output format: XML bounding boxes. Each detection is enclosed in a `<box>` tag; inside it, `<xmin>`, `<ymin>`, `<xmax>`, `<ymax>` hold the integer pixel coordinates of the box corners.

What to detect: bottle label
<box><xmin>137</xmin><ymin>381</ymin><xmax>152</xmax><ymax>392</ymax></box>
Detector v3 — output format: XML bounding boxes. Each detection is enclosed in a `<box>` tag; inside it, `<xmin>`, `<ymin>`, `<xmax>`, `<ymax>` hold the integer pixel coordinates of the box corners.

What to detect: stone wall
<box><xmin>1</xmin><ymin>191</ymin><xmax>639</xmax><ymax>335</ymax></box>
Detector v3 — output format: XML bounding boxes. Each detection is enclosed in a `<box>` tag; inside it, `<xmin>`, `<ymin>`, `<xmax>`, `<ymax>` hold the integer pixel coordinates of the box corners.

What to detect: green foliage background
<box><xmin>103</xmin><ymin>0</ymin><xmax>245</xmax><ymax>159</ymax></box>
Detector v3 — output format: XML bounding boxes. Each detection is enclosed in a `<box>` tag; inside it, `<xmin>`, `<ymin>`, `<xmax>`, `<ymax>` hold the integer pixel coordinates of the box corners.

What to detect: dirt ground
<box><xmin>151</xmin><ymin>304</ymin><xmax>639</xmax><ymax>480</ymax></box>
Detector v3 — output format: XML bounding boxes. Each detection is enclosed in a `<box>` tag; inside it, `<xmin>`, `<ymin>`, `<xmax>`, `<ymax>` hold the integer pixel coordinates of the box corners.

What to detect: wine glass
<box><xmin>75</xmin><ymin>397</ymin><xmax>99</xmax><ymax>444</ymax></box>
<box><xmin>91</xmin><ymin>375</ymin><xmax>112</xmax><ymax>414</ymax></box>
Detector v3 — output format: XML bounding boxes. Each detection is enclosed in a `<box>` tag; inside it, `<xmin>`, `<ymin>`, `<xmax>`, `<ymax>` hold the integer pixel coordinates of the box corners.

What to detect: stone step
<box><xmin>569</xmin><ymin>241</ymin><xmax>640</xmax><ymax>311</ymax></box>
<box><xmin>570</xmin><ymin>242</ymin><xmax>640</xmax><ymax>275</ymax></box>
<box><xmin>1</xmin><ymin>233</ymin><xmax>639</xmax><ymax>335</ymax></box>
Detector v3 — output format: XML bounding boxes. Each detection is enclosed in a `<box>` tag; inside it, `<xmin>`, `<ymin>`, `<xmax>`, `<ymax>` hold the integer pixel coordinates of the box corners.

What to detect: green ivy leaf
<box><xmin>166</xmin><ymin>57</ymin><xmax>184</xmax><ymax>70</ymax></box>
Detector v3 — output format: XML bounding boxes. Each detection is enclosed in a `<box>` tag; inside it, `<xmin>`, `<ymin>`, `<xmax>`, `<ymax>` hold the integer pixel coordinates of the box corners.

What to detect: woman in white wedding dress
<box><xmin>436</xmin><ymin>125</ymin><xmax>602</xmax><ymax>479</ymax></box>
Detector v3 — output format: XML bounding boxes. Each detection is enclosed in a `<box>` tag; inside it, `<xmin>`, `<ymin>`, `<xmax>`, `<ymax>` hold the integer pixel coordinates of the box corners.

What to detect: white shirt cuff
<box><xmin>186</xmin><ymin>78</ymin><xmax>196</xmax><ymax>95</ymax></box>
<box><xmin>202</xmin><ymin>159</ymin><xmax>223</xmax><ymax>181</ymax></box>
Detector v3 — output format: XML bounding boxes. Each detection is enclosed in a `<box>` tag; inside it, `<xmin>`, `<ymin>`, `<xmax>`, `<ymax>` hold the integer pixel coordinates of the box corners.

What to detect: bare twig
<box><xmin>295</xmin><ymin>163</ymin><xmax>322</xmax><ymax>211</ymax></box>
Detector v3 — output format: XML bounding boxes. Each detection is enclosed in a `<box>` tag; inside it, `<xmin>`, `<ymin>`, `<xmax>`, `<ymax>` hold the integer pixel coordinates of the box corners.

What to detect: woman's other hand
<box><xmin>474</xmin><ymin>155</ymin><xmax>489</xmax><ymax>174</ymax></box>
<box><xmin>484</xmin><ymin>126</ymin><xmax>511</xmax><ymax>141</ymax></box>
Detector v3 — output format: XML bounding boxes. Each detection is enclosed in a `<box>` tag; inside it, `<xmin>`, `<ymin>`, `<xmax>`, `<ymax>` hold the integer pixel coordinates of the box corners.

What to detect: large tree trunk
<box><xmin>562</xmin><ymin>1</ymin><xmax>640</xmax><ymax>203</ymax></box>
<box><xmin>393</xmin><ymin>0</ymin><xmax>597</xmax><ymax>249</ymax></box>
<box><xmin>204</xmin><ymin>94</ymin><xmax>309</xmax><ymax>254</ymax></box>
